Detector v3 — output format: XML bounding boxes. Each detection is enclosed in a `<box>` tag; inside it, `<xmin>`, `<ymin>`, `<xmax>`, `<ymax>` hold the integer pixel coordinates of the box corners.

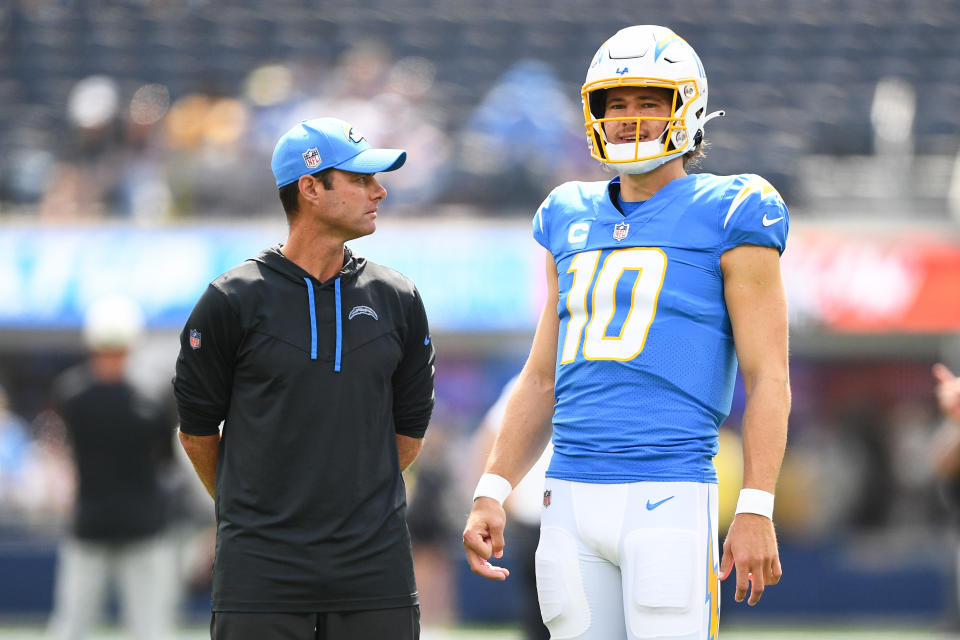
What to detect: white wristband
<box><xmin>735</xmin><ymin>488</ymin><xmax>775</xmax><ymax>519</ymax></box>
<box><xmin>473</xmin><ymin>473</ymin><xmax>513</xmax><ymax>506</ymax></box>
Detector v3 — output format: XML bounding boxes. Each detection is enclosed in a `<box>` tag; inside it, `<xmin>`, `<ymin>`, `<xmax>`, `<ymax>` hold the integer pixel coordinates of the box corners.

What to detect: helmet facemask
<box><xmin>583</xmin><ymin>78</ymin><xmax>702</xmax><ymax>175</ymax></box>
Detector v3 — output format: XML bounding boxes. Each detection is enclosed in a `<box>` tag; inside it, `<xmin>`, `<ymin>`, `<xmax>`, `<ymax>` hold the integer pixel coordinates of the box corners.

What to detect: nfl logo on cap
<box><xmin>302</xmin><ymin>147</ymin><xmax>321</xmax><ymax>169</ymax></box>
<box><xmin>613</xmin><ymin>221</ymin><xmax>629</xmax><ymax>241</ymax></box>
<box><xmin>189</xmin><ymin>329</ymin><xmax>201</xmax><ymax>350</ymax></box>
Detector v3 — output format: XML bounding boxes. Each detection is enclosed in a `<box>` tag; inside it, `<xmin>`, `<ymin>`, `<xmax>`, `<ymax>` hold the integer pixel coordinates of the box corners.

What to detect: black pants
<box><xmin>210</xmin><ymin>606</ymin><xmax>420</xmax><ymax>640</ymax></box>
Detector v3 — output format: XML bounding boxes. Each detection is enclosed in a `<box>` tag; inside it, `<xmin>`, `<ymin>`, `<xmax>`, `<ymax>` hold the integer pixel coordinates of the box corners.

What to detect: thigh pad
<box><xmin>623</xmin><ymin>528</ymin><xmax>698</xmax><ymax>639</ymax></box>
<box><xmin>534</xmin><ymin>526</ymin><xmax>590</xmax><ymax>639</ymax></box>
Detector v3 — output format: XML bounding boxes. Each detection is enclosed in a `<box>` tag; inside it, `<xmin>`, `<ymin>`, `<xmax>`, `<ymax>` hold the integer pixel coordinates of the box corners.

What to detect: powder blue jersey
<box><xmin>533</xmin><ymin>173</ymin><xmax>789</xmax><ymax>483</ymax></box>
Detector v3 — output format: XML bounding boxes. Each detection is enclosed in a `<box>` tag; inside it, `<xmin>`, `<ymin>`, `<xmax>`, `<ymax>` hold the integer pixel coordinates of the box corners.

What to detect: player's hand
<box><xmin>719</xmin><ymin>513</ymin><xmax>781</xmax><ymax>606</ymax></box>
<box><xmin>933</xmin><ymin>363</ymin><xmax>960</xmax><ymax>423</ymax></box>
<box><xmin>462</xmin><ymin>497</ymin><xmax>510</xmax><ymax>581</ymax></box>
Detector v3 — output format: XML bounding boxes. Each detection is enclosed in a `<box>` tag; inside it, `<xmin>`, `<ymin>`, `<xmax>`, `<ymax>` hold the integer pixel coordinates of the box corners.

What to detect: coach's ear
<box><xmin>298</xmin><ymin>173</ymin><xmax>326</xmax><ymax>209</ymax></box>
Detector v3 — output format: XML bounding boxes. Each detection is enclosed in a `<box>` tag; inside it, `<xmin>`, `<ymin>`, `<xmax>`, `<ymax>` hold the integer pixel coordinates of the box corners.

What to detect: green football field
<box><xmin>0</xmin><ymin>623</ymin><xmax>953</xmax><ymax>639</ymax></box>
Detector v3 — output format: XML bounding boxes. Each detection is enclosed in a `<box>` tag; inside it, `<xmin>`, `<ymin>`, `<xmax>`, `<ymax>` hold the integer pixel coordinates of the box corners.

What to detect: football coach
<box><xmin>173</xmin><ymin>117</ymin><xmax>435</xmax><ymax>640</ymax></box>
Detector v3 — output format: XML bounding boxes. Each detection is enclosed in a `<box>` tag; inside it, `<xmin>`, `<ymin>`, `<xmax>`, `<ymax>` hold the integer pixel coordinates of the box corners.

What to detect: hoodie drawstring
<box><xmin>303</xmin><ymin>278</ymin><xmax>318</xmax><ymax>361</ymax></box>
<box><xmin>303</xmin><ymin>276</ymin><xmax>342</xmax><ymax>372</ymax></box>
<box><xmin>333</xmin><ymin>277</ymin><xmax>342</xmax><ymax>373</ymax></box>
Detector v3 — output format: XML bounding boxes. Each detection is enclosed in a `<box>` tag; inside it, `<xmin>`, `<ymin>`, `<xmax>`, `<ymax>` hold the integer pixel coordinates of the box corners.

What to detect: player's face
<box><xmin>602</xmin><ymin>86</ymin><xmax>674</xmax><ymax>144</ymax></box>
<box><xmin>320</xmin><ymin>169</ymin><xmax>387</xmax><ymax>240</ymax></box>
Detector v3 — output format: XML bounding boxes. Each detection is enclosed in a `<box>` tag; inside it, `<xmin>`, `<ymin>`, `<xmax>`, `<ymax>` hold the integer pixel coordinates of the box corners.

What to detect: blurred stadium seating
<box><xmin>0</xmin><ymin>0</ymin><xmax>958</xmax><ymax>216</ymax></box>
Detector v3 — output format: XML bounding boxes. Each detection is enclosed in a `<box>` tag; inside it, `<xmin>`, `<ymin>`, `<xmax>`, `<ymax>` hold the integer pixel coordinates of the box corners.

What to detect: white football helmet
<box><xmin>582</xmin><ymin>25</ymin><xmax>724</xmax><ymax>174</ymax></box>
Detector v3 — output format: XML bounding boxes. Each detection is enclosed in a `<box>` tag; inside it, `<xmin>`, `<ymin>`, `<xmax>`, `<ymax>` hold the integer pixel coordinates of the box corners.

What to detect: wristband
<box><xmin>473</xmin><ymin>473</ymin><xmax>513</xmax><ymax>506</ymax></box>
<box><xmin>735</xmin><ymin>488</ymin><xmax>774</xmax><ymax>519</ymax></box>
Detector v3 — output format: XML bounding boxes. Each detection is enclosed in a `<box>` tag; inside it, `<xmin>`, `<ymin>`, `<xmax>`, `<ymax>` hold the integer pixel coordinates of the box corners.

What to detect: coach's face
<box><xmin>603</xmin><ymin>86</ymin><xmax>673</xmax><ymax>144</ymax></box>
<box><xmin>317</xmin><ymin>169</ymin><xmax>387</xmax><ymax>241</ymax></box>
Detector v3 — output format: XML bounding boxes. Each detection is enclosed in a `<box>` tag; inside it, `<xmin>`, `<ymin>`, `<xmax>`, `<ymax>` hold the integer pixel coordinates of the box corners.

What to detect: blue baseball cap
<box><xmin>271</xmin><ymin>117</ymin><xmax>407</xmax><ymax>188</ymax></box>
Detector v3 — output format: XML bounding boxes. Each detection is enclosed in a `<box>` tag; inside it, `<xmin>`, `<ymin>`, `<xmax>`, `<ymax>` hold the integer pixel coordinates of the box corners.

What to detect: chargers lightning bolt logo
<box><xmin>654</xmin><ymin>35</ymin><xmax>682</xmax><ymax>61</ymax></box>
<box><xmin>723</xmin><ymin>176</ymin><xmax>783</xmax><ymax>229</ymax></box>
<box><xmin>705</xmin><ymin>492</ymin><xmax>719</xmax><ymax>640</ymax></box>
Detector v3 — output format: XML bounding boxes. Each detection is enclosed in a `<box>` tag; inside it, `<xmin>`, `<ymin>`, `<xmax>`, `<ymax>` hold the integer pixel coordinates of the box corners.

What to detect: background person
<box><xmin>928</xmin><ymin>362</ymin><xmax>960</xmax><ymax>628</ymax></box>
<box><xmin>46</xmin><ymin>295</ymin><xmax>180</xmax><ymax>640</ymax></box>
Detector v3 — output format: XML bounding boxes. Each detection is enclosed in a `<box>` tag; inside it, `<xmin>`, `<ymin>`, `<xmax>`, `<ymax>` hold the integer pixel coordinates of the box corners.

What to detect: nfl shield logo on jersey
<box><xmin>302</xmin><ymin>147</ymin><xmax>321</xmax><ymax>169</ymax></box>
<box><xmin>613</xmin><ymin>221</ymin><xmax>629</xmax><ymax>241</ymax></box>
<box><xmin>543</xmin><ymin>490</ymin><xmax>551</xmax><ymax>507</ymax></box>
<box><xmin>189</xmin><ymin>329</ymin><xmax>201</xmax><ymax>350</ymax></box>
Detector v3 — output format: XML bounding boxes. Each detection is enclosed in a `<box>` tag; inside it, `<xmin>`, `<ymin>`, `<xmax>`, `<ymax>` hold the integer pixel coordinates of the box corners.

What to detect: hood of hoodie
<box><xmin>250</xmin><ymin>244</ymin><xmax>366</xmax><ymax>370</ymax></box>
<box><xmin>250</xmin><ymin>244</ymin><xmax>366</xmax><ymax>287</ymax></box>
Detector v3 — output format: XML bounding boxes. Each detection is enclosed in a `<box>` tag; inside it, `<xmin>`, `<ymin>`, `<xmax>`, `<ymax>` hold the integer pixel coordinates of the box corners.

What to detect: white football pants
<box><xmin>535</xmin><ymin>479</ymin><xmax>720</xmax><ymax>640</ymax></box>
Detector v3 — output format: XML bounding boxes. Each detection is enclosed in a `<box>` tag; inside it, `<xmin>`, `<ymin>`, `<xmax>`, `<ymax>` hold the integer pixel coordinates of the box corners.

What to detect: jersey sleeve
<box><xmin>719</xmin><ymin>174</ymin><xmax>789</xmax><ymax>255</ymax></box>
<box><xmin>172</xmin><ymin>283</ymin><xmax>242</xmax><ymax>436</ymax></box>
<box><xmin>392</xmin><ymin>286</ymin><xmax>436</xmax><ymax>439</ymax></box>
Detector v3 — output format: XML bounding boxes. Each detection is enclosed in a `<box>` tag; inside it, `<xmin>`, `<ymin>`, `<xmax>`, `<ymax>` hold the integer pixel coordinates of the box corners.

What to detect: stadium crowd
<box><xmin>1</xmin><ymin>0</ymin><xmax>960</xmax><ymax>220</ymax></box>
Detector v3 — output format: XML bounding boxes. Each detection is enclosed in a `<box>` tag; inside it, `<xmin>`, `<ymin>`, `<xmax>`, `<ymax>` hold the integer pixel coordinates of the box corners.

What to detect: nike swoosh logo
<box><xmin>762</xmin><ymin>214</ymin><xmax>785</xmax><ymax>227</ymax></box>
<box><xmin>646</xmin><ymin>496</ymin><xmax>675</xmax><ymax>510</ymax></box>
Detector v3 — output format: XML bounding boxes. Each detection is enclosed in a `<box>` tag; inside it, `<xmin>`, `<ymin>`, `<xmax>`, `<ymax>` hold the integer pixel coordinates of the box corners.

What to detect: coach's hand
<box><xmin>462</xmin><ymin>497</ymin><xmax>511</xmax><ymax>581</ymax></box>
<box><xmin>719</xmin><ymin>513</ymin><xmax>781</xmax><ymax>606</ymax></box>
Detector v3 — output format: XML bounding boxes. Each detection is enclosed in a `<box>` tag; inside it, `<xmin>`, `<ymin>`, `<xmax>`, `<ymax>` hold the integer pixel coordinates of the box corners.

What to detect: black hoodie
<box><xmin>173</xmin><ymin>244</ymin><xmax>435</xmax><ymax>612</ymax></box>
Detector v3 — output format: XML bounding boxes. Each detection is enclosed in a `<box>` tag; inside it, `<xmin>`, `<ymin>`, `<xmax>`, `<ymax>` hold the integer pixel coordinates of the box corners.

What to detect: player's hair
<box><xmin>279</xmin><ymin>168</ymin><xmax>335</xmax><ymax>217</ymax></box>
<box><xmin>682</xmin><ymin>138</ymin><xmax>709</xmax><ymax>169</ymax></box>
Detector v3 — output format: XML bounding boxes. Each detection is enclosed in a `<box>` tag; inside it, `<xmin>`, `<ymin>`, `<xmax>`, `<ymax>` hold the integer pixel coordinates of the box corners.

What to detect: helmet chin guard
<box><xmin>582</xmin><ymin>25</ymin><xmax>720</xmax><ymax>175</ymax></box>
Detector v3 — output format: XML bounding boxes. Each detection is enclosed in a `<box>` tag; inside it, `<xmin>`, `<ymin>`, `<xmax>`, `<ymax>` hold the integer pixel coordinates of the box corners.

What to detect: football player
<box><xmin>463</xmin><ymin>24</ymin><xmax>790</xmax><ymax>640</ymax></box>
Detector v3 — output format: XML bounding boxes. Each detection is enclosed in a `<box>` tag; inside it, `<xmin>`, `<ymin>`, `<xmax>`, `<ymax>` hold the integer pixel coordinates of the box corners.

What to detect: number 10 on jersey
<box><xmin>560</xmin><ymin>247</ymin><xmax>667</xmax><ymax>363</ymax></box>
